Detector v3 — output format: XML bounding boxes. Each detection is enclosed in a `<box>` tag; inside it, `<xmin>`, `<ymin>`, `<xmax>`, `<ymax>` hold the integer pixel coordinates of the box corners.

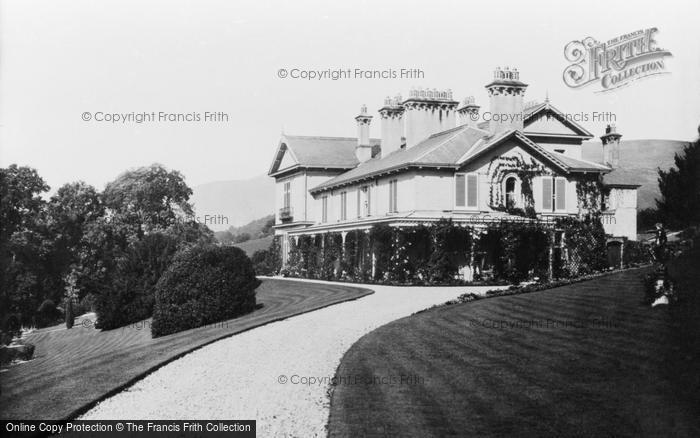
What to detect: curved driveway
<box><xmin>81</xmin><ymin>280</ymin><xmax>500</xmax><ymax>437</ymax></box>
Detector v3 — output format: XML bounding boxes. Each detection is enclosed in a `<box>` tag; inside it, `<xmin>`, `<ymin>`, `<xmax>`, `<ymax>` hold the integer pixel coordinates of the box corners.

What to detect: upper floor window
<box><xmin>389</xmin><ymin>180</ymin><xmax>398</xmax><ymax>213</ymax></box>
<box><xmin>321</xmin><ymin>195</ymin><xmax>328</xmax><ymax>223</ymax></box>
<box><xmin>542</xmin><ymin>176</ymin><xmax>566</xmax><ymax>212</ymax></box>
<box><xmin>455</xmin><ymin>173</ymin><xmax>478</xmax><ymax>209</ymax></box>
<box><xmin>340</xmin><ymin>191</ymin><xmax>347</xmax><ymax>220</ymax></box>
<box><xmin>361</xmin><ymin>185</ymin><xmax>371</xmax><ymax>217</ymax></box>
<box><xmin>504</xmin><ymin>175</ymin><xmax>520</xmax><ymax>208</ymax></box>
<box><xmin>283</xmin><ymin>181</ymin><xmax>291</xmax><ymax>209</ymax></box>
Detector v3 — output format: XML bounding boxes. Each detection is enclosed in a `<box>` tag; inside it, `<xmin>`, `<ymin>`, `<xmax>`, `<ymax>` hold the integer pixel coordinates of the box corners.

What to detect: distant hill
<box><xmin>191</xmin><ymin>174</ymin><xmax>275</xmax><ymax>231</ymax></box>
<box><xmin>582</xmin><ymin>139</ymin><xmax>690</xmax><ymax>210</ymax></box>
<box><xmin>226</xmin><ymin>214</ymin><xmax>275</xmax><ymax>239</ymax></box>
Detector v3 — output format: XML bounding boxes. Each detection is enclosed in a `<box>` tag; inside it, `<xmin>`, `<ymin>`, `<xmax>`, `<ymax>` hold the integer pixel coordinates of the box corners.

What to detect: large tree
<box><xmin>656</xmin><ymin>137</ymin><xmax>700</xmax><ymax>229</ymax></box>
<box><xmin>0</xmin><ymin>165</ymin><xmax>51</xmax><ymax>329</ymax></box>
<box><xmin>90</xmin><ymin>164</ymin><xmax>212</xmax><ymax>329</ymax></box>
<box><xmin>102</xmin><ymin>164</ymin><xmax>194</xmax><ymax>235</ymax></box>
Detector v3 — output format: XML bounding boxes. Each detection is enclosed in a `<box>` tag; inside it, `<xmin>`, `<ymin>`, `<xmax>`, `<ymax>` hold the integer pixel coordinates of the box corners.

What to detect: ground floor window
<box><xmin>389</xmin><ymin>180</ymin><xmax>398</xmax><ymax>213</ymax></box>
<box><xmin>542</xmin><ymin>176</ymin><xmax>566</xmax><ymax>212</ymax></box>
<box><xmin>455</xmin><ymin>173</ymin><xmax>478</xmax><ymax>209</ymax></box>
<box><xmin>340</xmin><ymin>191</ymin><xmax>347</xmax><ymax>220</ymax></box>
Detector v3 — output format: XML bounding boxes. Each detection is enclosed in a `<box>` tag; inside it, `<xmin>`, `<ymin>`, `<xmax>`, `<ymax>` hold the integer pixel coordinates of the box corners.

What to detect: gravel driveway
<box><xmin>81</xmin><ymin>280</ymin><xmax>500</xmax><ymax>437</ymax></box>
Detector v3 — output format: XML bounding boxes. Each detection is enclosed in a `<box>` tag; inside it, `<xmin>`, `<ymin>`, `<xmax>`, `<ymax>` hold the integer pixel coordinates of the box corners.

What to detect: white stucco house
<box><xmin>268</xmin><ymin>67</ymin><xmax>639</xmax><ymax>265</ymax></box>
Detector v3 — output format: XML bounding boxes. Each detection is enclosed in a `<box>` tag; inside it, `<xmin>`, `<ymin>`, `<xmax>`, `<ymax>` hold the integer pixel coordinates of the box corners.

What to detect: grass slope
<box><xmin>235</xmin><ymin>235</ymin><xmax>274</xmax><ymax>257</ymax></box>
<box><xmin>329</xmin><ymin>265</ymin><xmax>700</xmax><ymax>437</ymax></box>
<box><xmin>0</xmin><ymin>279</ymin><xmax>372</xmax><ymax>420</ymax></box>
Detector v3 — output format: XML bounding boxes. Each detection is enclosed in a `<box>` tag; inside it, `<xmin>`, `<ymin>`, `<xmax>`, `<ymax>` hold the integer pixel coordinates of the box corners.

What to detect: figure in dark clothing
<box><xmin>652</xmin><ymin>222</ymin><xmax>668</xmax><ymax>264</ymax></box>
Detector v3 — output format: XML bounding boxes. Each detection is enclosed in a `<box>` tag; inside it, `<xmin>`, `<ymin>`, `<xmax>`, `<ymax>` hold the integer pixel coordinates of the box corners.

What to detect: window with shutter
<box><xmin>389</xmin><ymin>180</ymin><xmax>398</xmax><ymax>213</ymax></box>
<box><xmin>340</xmin><ymin>192</ymin><xmax>347</xmax><ymax>220</ymax></box>
<box><xmin>283</xmin><ymin>182</ymin><xmax>291</xmax><ymax>209</ymax></box>
<box><xmin>393</xmin><ymin>180</ymin><xmax>398</xmax><ymax>212</ymax></box>
<box><xmin>467</xmin><ymin>174</ymin><xmax>478</xmax><ymax>208</ymax></box>
<box><xmin>555</xmin><ymin>178</ymin><xmax>566</xmax><ymax>211</ymax></box>
<box><xmin>322</xmin><ymin>196</ymin><xmax>328</xmax><ymax>222</ymax></box>
<box><xmin>455</xmin><ymin>174</ymin><xmax>466</xmax><ymax>207</ymax></box>
<box><xmin>542</xmin><ymin>177</ymin><xmax>553</xmax><ymax>211</ymax></box>
<box><xmin>356</xmin><ymin>189</ymin><xmax>361</xmax><ymax>218</ymax></box>
<box><xmin>366</xmin><ymin>186</ymin><xmax>371</xmax><ymax>216</ymax></box>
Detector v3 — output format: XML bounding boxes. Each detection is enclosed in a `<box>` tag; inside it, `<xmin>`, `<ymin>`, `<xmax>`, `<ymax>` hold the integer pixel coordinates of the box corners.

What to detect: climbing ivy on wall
<box><xmin>574</xmin><ymin>174</ymin><xmax>604</xmax><ymax>216</ymax></box>
<box><xmin>486</xmin><ymin>153</ymin><xmax>549</xmax><ymax>218</ymax></box>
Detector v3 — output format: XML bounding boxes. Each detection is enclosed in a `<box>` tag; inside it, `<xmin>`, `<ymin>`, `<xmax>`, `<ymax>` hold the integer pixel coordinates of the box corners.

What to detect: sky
<box><xmin>1</xmin><ymin>0</ymin><xmax>699</xmax><ymax>193</ymax></box>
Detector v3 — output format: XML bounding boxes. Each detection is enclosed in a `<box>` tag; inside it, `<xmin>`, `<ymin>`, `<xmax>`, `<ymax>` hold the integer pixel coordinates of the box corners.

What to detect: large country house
<box><xmin>268</xmin><ymin>67</ymin><xmax>639</xmax><ymax>266</ymax></box>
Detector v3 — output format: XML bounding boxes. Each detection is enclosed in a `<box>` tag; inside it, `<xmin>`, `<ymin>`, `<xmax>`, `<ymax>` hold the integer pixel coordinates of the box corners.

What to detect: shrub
<box><xmin>251</xmin><ymin>238</ymin><xmax>284</xmax><ymax>276</ymax></box>
<box><xmin>94</xmin><ymin>232</ymin><xmax>179</xmax><ymax>330</ymax></box>
<box><xmin>151</xmin><ymin>244</ymin><xmax>260</xmax><ymax>337</ymax></box>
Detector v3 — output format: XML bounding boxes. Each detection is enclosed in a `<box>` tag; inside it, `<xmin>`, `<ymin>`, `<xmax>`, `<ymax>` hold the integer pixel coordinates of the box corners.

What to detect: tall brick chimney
<box><xmin>378</xmin><ymin>95</ymin><xmax>405</xmax><ymax>157</ymax></box>
<box><xmin>402</xmin><ymin>88</ymin><xmax>458</xmax><ymax>148</ymax></box>
<box><xmin>600</xmin><ymin>124</ymin><xmax>622</xmax><ymax>168</ymax></box>
<box><xmin>355</xmin><ymin>105</ymin><xmax>373</xmax><ymax>163</ymax></box>
<box><xmin>485</xmin><ymin>67</ymin><xmax>528</xmax><ymax>135</ymax></box>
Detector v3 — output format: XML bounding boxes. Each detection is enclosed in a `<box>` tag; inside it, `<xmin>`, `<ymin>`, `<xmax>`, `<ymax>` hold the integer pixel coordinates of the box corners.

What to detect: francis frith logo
<box><xmin>563</xmin><ymin>27</ymin><xmax>672</xmax><ymax>92</ymax></box>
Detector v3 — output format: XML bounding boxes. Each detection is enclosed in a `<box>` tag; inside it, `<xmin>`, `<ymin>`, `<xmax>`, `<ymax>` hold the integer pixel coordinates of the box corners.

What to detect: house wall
<box><xmin>274</xmin><ymin>170</ymin><xmax>342</xmax><ymax>225</ymax></box>
<box><xmin>414</xmin><ymin>170</ymin><xmax>453</xmax><ymax>211</ymax></box>
<box><xmin>602</xmin><ymin>187</ymin><xmax>637</xmax><ymax>240</ymax></box>
<box><xmin>539</xmin><ymin>143</ymin><xmax>583</xmax><ymax>160</ymax></box>
<box><xmin>312</xmin><ymin>170</ymin><xmax>418</xmax><ymax>224</ymax></box>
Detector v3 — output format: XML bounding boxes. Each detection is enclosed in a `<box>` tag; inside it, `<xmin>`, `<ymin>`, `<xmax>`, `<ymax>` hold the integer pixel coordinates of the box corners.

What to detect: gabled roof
<box><xmin>476</xmin><ymin>101</ymin><xmax>594</xmax><ymax>139</ymax></box>
<box><xmin>456</xmin><ymin>129</ymin><xmax>609</xmax><ymax>173</ymax></box>
<box><xmin>523</xmin><ymin>101</ymin><xmax>594</xmax><ymax>138</ymax></box>
<box><xmin>310</xmin><ymin>125</ymin><xmax>487</xmax><ymax>193</ymax></box>
<box><xmin>268</xmin><ymin>135</ymin><xmax>380</xmax><ymax>176</ymax></box>
<box><xmin>310</xmin><ymin>126</ymin><xmax>611</xmax><ymax>194</ymax></box>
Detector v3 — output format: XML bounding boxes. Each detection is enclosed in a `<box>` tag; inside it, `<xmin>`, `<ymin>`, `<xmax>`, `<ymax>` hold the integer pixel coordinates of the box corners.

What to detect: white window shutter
<box><xmin>455</xmin><ymin>174</ymin><xmax>465</xmax><ymax>207</ymax></box>
<box><xmin>467</xmin><ymin>174</ymin><xmax>478</xmax><ymax>208</ymax></box>
<box><xmin>556</xmin><ymin>178</ymin><xmax>566</xmax><ymax>211</ymax></box>
<box><xmin>542</xmin><ymin>177</ymin><xmax>553</xmax><ymax>211</ymax></box>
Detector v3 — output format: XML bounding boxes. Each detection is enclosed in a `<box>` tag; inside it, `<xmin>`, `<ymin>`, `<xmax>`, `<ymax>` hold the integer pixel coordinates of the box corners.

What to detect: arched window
<box><xmin>504</xmin><ymin>175</ymin><xmax>520</xmax><ymax>209</ymax></box>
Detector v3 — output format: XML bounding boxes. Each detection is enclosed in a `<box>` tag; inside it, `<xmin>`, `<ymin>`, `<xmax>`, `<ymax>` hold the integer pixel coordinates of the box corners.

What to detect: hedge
<box><xmin>151</xmin><ymin>244</ymin><xmax>260</xmax><ymax>337</ymax></box>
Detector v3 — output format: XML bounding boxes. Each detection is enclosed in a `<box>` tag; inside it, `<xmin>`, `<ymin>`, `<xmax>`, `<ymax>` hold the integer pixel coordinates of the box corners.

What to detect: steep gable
<box><xmin>268</xmin><ymin>135</ymin><xmax>380</xmax><ymax>176</ymax></box>
<box><xmin>278</xmin><ymin>145</ymin><xmax>298</xmax><ymax>171</ymax></box>
<box><xmin>523</xmin><ymin>102</ymin><xmax>594</xmax><ymax>139</ymax></box>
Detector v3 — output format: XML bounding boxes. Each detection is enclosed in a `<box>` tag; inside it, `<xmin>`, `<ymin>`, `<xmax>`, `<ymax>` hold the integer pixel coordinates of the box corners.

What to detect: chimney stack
<box><xmin>355</xmin><ymin>104</ymin><xmax>373</xmax><ymax>163</ymax></box>
<box><xmin>457</xmin><ymin>96</ymin><xmax>480</xmax><ymax>127</ymax></box>
<box><xmin>600</xmin><ymin>124</ymin><xmax>622</xmax><ymax>168</ymax></box>
<box><xmin>402</xmin><ymin>88</ymin><xmax>458</xmax><ymax>148</ymax></box>
<box><xmin>485</xmin><ymin>67</ymin><xmax>528</xmax><ymax>135</ymax></box>
<box><xmin>378</xmin><ymin>94</ymin><xmax>405</xmax><ymax>157</ymax></box>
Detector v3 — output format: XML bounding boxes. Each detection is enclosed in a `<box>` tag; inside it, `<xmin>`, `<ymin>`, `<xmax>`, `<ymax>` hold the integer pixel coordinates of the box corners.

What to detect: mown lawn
<box><xmin>0</xmin><ymin>279</ymin><xmax>372</xmax><ymax>420</ymax></box>
<box><xmin>329</xmin><ymin>257</ymin><xmax>700</xmax><ymax>437</ymax></box>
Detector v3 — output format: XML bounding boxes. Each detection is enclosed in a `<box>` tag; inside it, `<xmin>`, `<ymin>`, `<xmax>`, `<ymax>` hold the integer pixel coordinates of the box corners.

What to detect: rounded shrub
<box><xmin>151</xmin><ymin>244</ymin><xmax>261</xmax><ymax>338</ymax></box>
